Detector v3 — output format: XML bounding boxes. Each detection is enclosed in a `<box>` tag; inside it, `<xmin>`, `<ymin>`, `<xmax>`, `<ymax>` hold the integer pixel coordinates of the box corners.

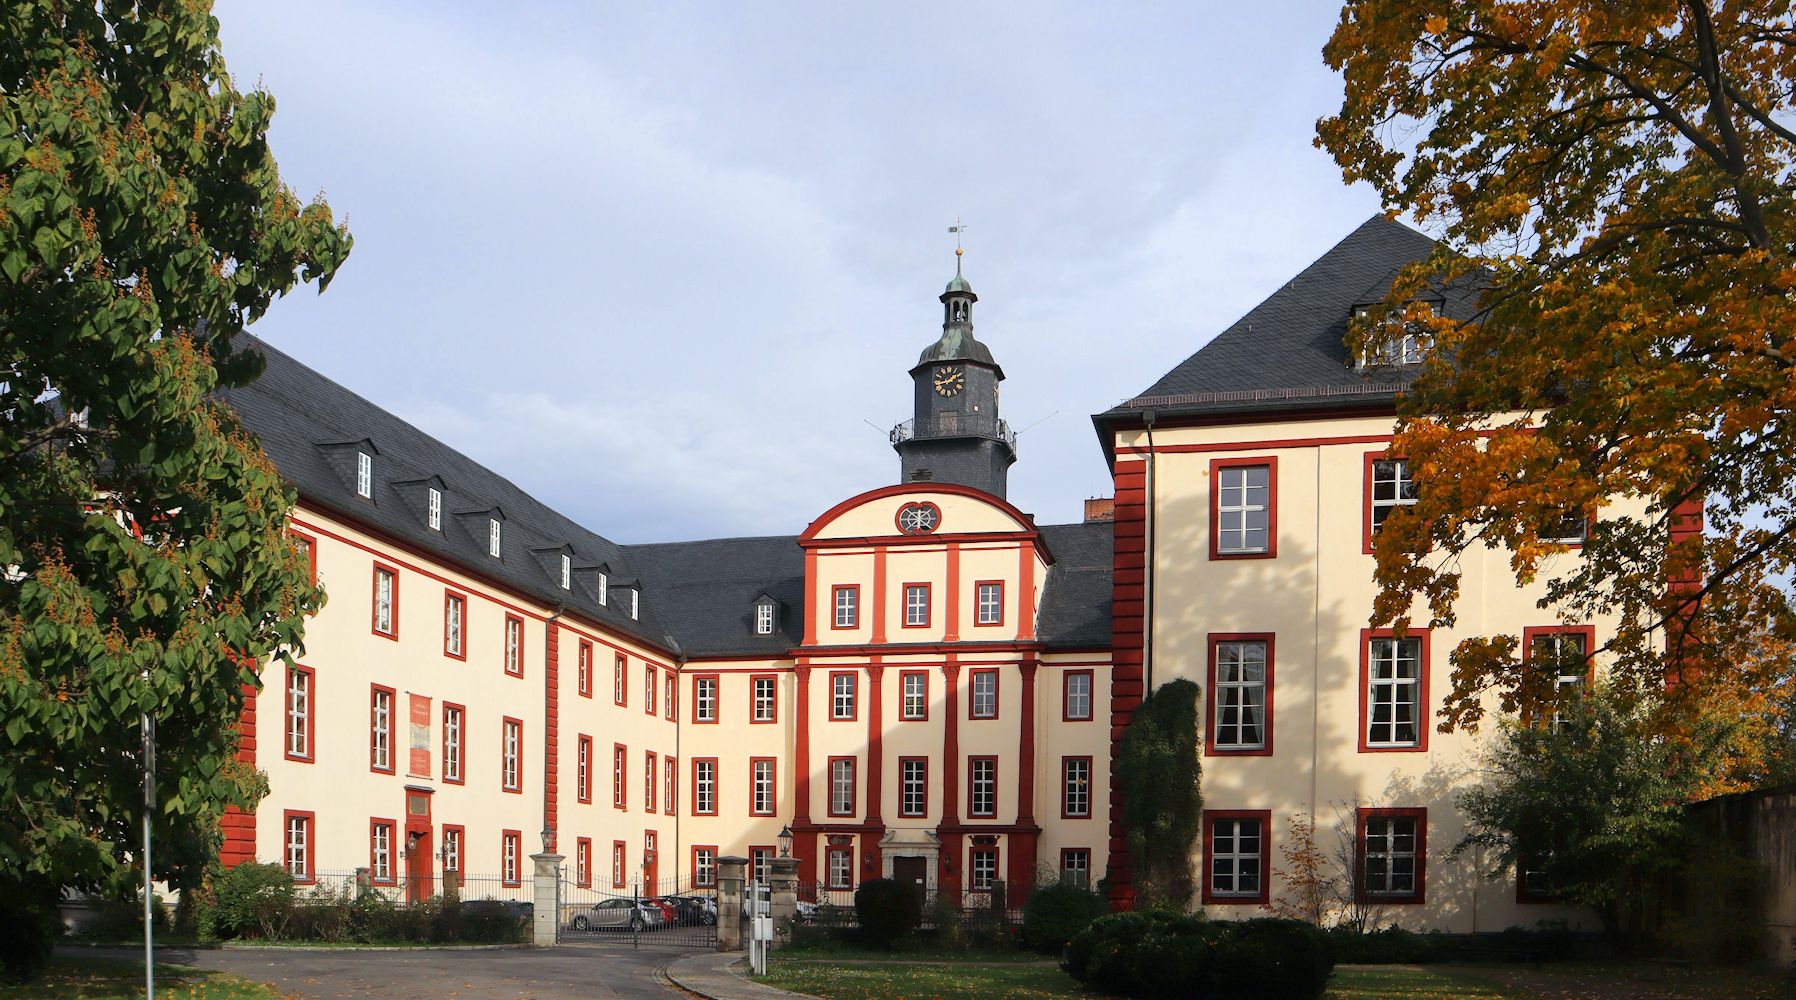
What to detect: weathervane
<box><xmin>948</xmin><ymin>216</ymin><xmax>968</xmax><ymax>268</ymax></box>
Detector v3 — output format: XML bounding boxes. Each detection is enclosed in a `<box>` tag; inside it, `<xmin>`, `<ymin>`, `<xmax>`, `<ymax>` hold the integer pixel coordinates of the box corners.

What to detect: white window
<box><xmin>904</xmin><ymin>584</ymin><xmax>929</xmax><ymax>626</ymax></box>
<box><xmin>1215</xmin><ymin>464</ymin><xmax>1272</xmax><ymax>554</ymax></box>
<box><xmin>444</xmin><ymin>593</ymin><xmax>464</xmax><ymax>656</ymax></box>
<box><xmin>1064</xmin><ymin>671</ymin><xmax>1092</xmax><ymax>721</ymax></box>
<box><xmin>695</xmin><ymin>848</ymin><xmax>717</xmax><ymax>888</ymax></box>
<box><xmin>577</xmin><ymin>841</ymin><xmax>590</xmax><ymax>886</ymax></box>
<box><xmin>1061</xmin><ymin>849</ymin><xmax>1090</xmax><ymax>888</ymax></box>
<box><xmin>612</xmin><ymin>842</ymin><xmax>625</xmax><ymax>887</ymax></box>
<box><xmin>1062</xmin><ymin>757</ymin><xmax>1091</xmax><ymax>818</ymax></box>
<box><xmin>754</xmin><ymin>601</ymin><xmax>775</xmax><ymax>635</ymax></box>
<box><xmin>502</xmin><ymin>719</ymin><xmax>521</xmax><ymax>791</ymax></box>
<box><xmin>442</xmin><ymin>827</ymin><xmax>461</xmax><ymax>872</ymax></box>
<box><xmin>560</xmin><ymin>553</ymin><xmax>571</xmax><ymax>589</ymax></box>
<box><xmin>833</xmin><ymin>587</ymin><xmax>857</xmax><ymax>628</ymax></box>
<box><xmin>977</xmin><ymin>582</ymin><xmax>1002</xmax><ymax>625</ymax></box>
<box><xmin>665</xmin><ymin>672</ymin><xmax>676</xmax><ymax>719</ymax></box>
<box><xmin>695</xmin><ymin>676</ymin><xmax>718</xmax><ymax>722</ymax></box>
<box><xmin>665</xmin><ymin>757</ymin><xmax>677</xmax><ymax>815</ymax></box>
<box><xmin>285</xmin><ymin>668</ymin><xmax>310</xmax><ymax>758</ymax></box>
<box><xmin>599</xmin><ymin>572</ymin><xmax>608</xmax><ymax>605</ymax></box>
<box><xmin>373</xmin><ymin>567</ymin><xmax>395</xmax><ymax>635</ymax></box>
<box><xmin>1210</xmin><ymin>817</ymin><xmax>1263</xmax><ymax>897</ymax></box>
<box><xmin>900</xmin><ymin>759</ymin><xmax>927</xmax><ymax>817</ymax></box>
<box><xmin>503</xmin><ymin>832</ymin><xmax>520</xmax><ymax>884</ymax></box>
<box><xmin>443</xmin><ymin>706</ymin><xmax>462</xmax><ymax>781</ymax></box>
<box><xmin>371</xmin><ymin>823</ymin><xmax>392</xmax><ymax>881</ymax></box>
<box><xmin>970</xmin><ymin>670</ymin><xmax>998</xmax><ymax>719</ymax></box>
<box><xmin>356</xmin><ymin>451</ymin><xmax>372</xmax><ymax>498</ymax></box>
<box><xmin>427</xmin><ymin>487</ymin><xmax>442</xmax><ymax>530</ymax></box>
<box><xmin>750</xmin><ymin>847</ymin><xmax>772</xmax><ymax>885</ymax></box>
<box><xmin>828</xmin><ymin>847</ymin><xmax>853</xmax><ymax>890</ymax></box>
<box><xmin>752</xmin><ymin>676</ymin><xmax>776</xmax><ymax>722</ymax></box>
<box><xmin>370</xmin><ymin>688</ymin><xmax>392</xmax><ymax>771</ymax></box>
<box><xmin>645</xmin><ymin>665</ymin><xmax>656</xmax><ymax>715</ymax></box>
<box><xmin>645</xmin><ymin>753</ymin><xmax>657</xmax><ymax>810</ymax></box>
<box><xmin>970</xmin><ymin>847</ymin><xmax>998</xmax><ymax>890</ymax></box>
<box><xmin>752</xmin><ymin>759</ymin><xmax>775</xmax><ymax>815</ymax></box>
<box><xmin>695</xmin><ymin>759</ymin><xmax>717</xmax><ymax>814</ymax></box>
<box><xmin>630</xmin><ymin>588</ymin><xmax>639</xmax><ymax>620</ymax></box>
<box><xmin>578</xmin><ymin>737</ymin><xmax>591</xmax><ymax>801</ymax></box>
<box><xmin>614</xmin><ymin>653</ymin><xmax>627</xmax><ymax>704</ymax></box>
<box><xmin>285</xmin><ymin>814</ymin><xmax>309</xmax><ymax>878</ymax></box>
<box><xmin>1367</xmin><ymin>637</ymin><xmax>1422</xmax><ymax>747</ymax></box>
<box><xmin>1214</xmin><ymin>641</ymin><xmax>1267</xmax><ymax>749</ymax></box>
<box><xmin>1363</xmin><ymin>815</ymin><xmax>1420</xmax><ymax>896</ymax></box>
<box><xmin>1370</xmin><ymin>459</ymin><xmax>1418</xmax><ymax>533</ymax></box>
<box><xmin>831</xmin><ymin>673</ymin><xmax>855</xmax><ymax>720</ymax></box>
<box><xmin>969</xmin><ymin>758</ymin><xmax>996</xmax><ymax>817</ymax></box>
<box><xmin>488</xmin><ymin>518</ymin><xmax>502</xmax><ymax>558</ymax></box>
<box><xmin>1356</xmin><ymin>303</ymin><xmax>1433</xmax><ymax>366</ymax></box>
<box><xmin>504</xmin><ymin>616</ymin><xmax>521</xmax><ymax>675</ymax></box>
<box><xmin>830</xmin><ymin>758</ymin><xmax>856</xmax><ymax>816</ymax></box>
<box><xmin>613</xmin><ymin>746</ymin><xmax>626</xmax><ymax>808</ymax></box>
<box><xmin>1534</xmin><ymin>631</ymin><xmax>1589</xmax><ymax>729</ymax></box>
<box><xmin>902</xmin><ymin>672</ymin><xmax>927</xmax><ymax>720</ymax></box>
<box><xmin>577</xmin><ymin>642</ymin><xmax>591</xmax><ymax>695</ymax></box>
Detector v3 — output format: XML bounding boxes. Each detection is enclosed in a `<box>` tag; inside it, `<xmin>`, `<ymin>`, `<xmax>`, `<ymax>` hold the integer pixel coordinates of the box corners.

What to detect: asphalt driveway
<box><xmin>71</xmin><ymin>941</ymin><xmax>690</xmax><ymax>999</ymax></box>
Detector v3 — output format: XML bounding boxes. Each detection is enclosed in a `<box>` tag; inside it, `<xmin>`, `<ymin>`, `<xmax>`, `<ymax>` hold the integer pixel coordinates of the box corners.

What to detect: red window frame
<box><xmin>501</xmin><ymin>829</ymin><xmax>523</xmax><ymax>888</ymax></box>
<box><xmin>1359</xmin><ymin>627</ymin><xmax>1431</xmax><ymax>753</ymax></box>
<box><xmin>692</xmin><ymin>757</ymin><xmax>719</xmax><ymax>816</ymax></box>
<box><xmin>1060</xmin><ymin>847</ymin><xmax>1092</xmax><ymax>885</ymax></box>
<box><xmin>284</xmin><ymin>663</ymin><xmax>316</xmax><ymax>763</ymax></box>
<box><xmin>1062</xmin><ymin>668</ymin><xmax>1094</xmax><ymax>722</ymax></box>
<box><xmin>828</xmin><ymin>670</ymin><xmax>858</xmax><ymax>722</ymax></box>
<box><xmin>830</xmin><ymin>584</ymin><xmax>860</xmax><ymax>629</ymax></box>
<box><xmin>966</xmin><ymin>755</ymin><xmax>998</xmax><ymax>818</ymax></box>
<box><xmin>1205</xmin><ymin>633</ymin><xmax>1275</xmax><ymax>757</ymax></box>
<box><xmin>1200</xmin><ymin>809</ymin><xmax>1272</xmax><ymax>905</ymax></box>
<box><xmin>665</xmin><ymin>670</ymin><xmax>677</xmax><ymax>720</ymax></box>
<box><xmin>968</xmin><ymin>667</ymin><xmax>1000</xmax><ymax>720</ymax></box>
<box><xmin>692</xmin><ymin>845</ymin><xmax>719</xmax><ymax>888</ymax></box>
<box><xmin>899</xmin><ymin>669</ymin><xmax>930</xmax><ymax>721</ymax></box>
<box><xmin>1060</xmin><ymin>755</ymin><xmax>1093</xmax><ymax>819</ymax></box>
<box><xmin>576</xmin><ymin>734</ymin><xmax>593</xmax><ymax>803</ymax></box>
<box><xmin>500</xmin><ymin>716</ymin><xmax>523</xmax><ymax>793</ymax></box>
<box><xmin>749</xmin><ymin>757</ymin><xmax>778</xmax><ymax>817</ymax></box>
<box><xmin>369</xmin><ymin>818</ymin><xmax>398</xmax><ymax>885</ymax></box>
<box><xmin>1362</xmin><ymin>450</ymin><xmax>1416</xmax><ymax>555</ymax></box>
<box><xmin>749</xmin><ymin>846</ymin><xmax>774</xmax><ymax>885</ymax></box>
<box><xmin>898</xmin><ymin>756</ymin><xmax>929</xmax><ymax>818</ymax></box>
<box><xmin>441</xmin><ymin>702</ymin><xmax>465</xmax><ymax>785</ymax></box>
<box><xmin>644</xmin><ymin>663</ymin><xmax>657</xmax><ymax>715</ymax></box>
<box><xmin>902</xmin><ymin>582</ymin><xmax>931</xmax><ymax>629</ymax></box>
<box><xmin>1355</xmin><ymin>807</ymin><xmax>1428</xmax><ymax>904</ymax></box>
<box><xmin>577</xmin><ymin>640</ymin><xmax>593</xmax><ymax>698</ymax></box>
<box><xmin>371</xmin><ymin>562</ymin><xmax>400</xmax><ymax>639</ymax></box>
<box><xmin>827</xmin><ymin>756</ymin><xmax>858</xmax><ymax>818</ymax></box>
<box><xmin>282</xmin><ymin>809</ymin><xmax>316</xmax><ymax>885</ymax></box>
<box><xmin>440</xmin><ymin>823</ymin><xmax>465</xmax><ymax>874</ymax></box>
<box><xmin>614</xmin><ymin>652</ymin><xmax>628</xmax><ymax>706</ymax></box>
<box><xmin>369</xmin><ymin>683</ymin><xmax>396</xmax><ymax>775</ymax></box>
<box><xmin>968</xmin><ymin>844</ymin><xmax>1000</xmax><ymax>892</ymax></box>
<box><xmin>612</xmin><ymin>840</ymin><xmax>627</xmax><ymax>888</ymax></box>
<box><xmin>692</xmin><ymin>673</ymin><xmax>720</xmax><ymax>724</ymax></box>
<box><xmin>502</xmin><ymin>614</ymin><xmax>525</xmax><ymax>678</ymax></box>
<box><xmin>443</xmin><ymin>589</ymin><xmax>468</xmax><ymax>660</ymax></box>
<box><xmin>826</xmin><ymin>845</ymin><xmax>855</xmax><ymax>890</ymax></box>
<box><xmin>664</xmin><ymin>755</ymin><xmax>677</xmax><ymax>816</ymax></box>
<box><xmin>1209</xmin><ymin>455</ymin><xmax>1279</xmax><ymax>560</ymax></box>
<box><xmin>575</xmin><ymin>837</ymin><xmax>593</xmax><ymax>888</ymax></box>
<box><xmin>613</xmin><ymin>743</ymin><xmax>628</xmax><ymax>810</ymax></box>
<box><xmin>645</xmin><ymin>750</ymin><xmax>658</xmax><ymax>813</ymax></box>
<box><xmin>291</xmin><ymin>530</ymin><xmax>319</xmax><ymax>586</ymax></box>
<box><xmin>1519</xmin><ymin>624</ymin><xmax>1598</xmax><ymax>724</ymax></box>
<box><xmin>749</xmin><ymin>673</ymin><xmax>779</xmax><ymax>724</ymax></box>
<box><xmin>973</xmin><ymin>579</ymin><xmax>1005</xmax><ymax>627</ymax></box>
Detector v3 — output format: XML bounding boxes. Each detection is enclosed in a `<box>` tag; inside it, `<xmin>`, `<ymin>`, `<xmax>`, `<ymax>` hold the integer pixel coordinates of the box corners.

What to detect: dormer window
<box><xmin>488</xmin><ymin>518</ymin><xmax>502</xmax><ymax>558</ymax></box>
<box><xmin>1354</xmin><ymin>302</ymin><xmax>1437</xmax><ymax>367</ymax></box>
<box><xmin>560</xmin><ymin>554</ymin><xmax>572</xmax><ymax>590</ymax></box>
<box><xmin>356</xmin><ymin>452</ymin><xmax>373</xmax><ymax>498</ymax></box>
<box><xmin>629</xmin><ymin>589</ymin><xmax>639</xmax><ymax>621</ymax></box>
<box><xmin>427</xmin><ymin>488</ymin><xmax>442</xmax><ymax>530</ymax></box>
<box><xmin>754</xmin><ymin>598</ymin><xmax>778</xmax><ymax>636</ymax></box>
<box><xmin>598</xmin><ymin>573</ymin><xmax>608</xmax><ymax>606</ymax></box>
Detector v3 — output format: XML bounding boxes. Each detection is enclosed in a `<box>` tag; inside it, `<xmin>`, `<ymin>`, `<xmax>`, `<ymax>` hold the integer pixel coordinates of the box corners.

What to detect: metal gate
<box><xmin>557</xmin><ymin>871</ymin><xmax>717</xmax><ymax>948</ymax></box>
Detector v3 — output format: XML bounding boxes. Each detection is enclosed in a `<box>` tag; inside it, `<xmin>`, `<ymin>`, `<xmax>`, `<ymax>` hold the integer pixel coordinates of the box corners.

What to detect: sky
<box><xmin>211</xmin><ymin>0</ymin><xmax>1388</xmax><ymax>544</ymax></box>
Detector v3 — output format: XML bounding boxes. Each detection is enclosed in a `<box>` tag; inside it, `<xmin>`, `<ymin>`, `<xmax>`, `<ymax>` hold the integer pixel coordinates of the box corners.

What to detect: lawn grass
<box><xmin>1327</xmin><ymin>965</ymin><xmax>1528</xmax><ymax>999</ymax></box>
<box><xmin>0</xmin><ymin>955</ymin><xmax>284</xmax><ymax>1000</ymax></box>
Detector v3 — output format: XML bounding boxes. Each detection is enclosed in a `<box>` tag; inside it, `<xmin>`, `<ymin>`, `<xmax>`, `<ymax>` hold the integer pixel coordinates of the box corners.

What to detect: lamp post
<box><xmin>777</xmin><ymin>825</ymin><xmax>793</xmax><ymax>858</ymax></box>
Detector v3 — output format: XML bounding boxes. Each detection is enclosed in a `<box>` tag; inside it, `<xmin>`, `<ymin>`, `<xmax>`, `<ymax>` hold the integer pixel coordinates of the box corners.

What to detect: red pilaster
<box><xmin>1017</xmin><ymin>541</ymin><xmax>1036</xmax><ymax>641</ymax></box>
<box><xmin>866</xmin><ymin>662</ymin><xmax>885</xmax><ymax>825</ymax></box>
<box><xmin>938</xmin><ymin>657</ymin><xmax>962</xmax><ymax>898</ymax></box>
<box><xmin>794</xmin><ymin>662</ymin><xmax>818</xmax><ymax>887</ymax></box>
<box><xmin>872</xmin><ymin>547</ymin><xmax>888</xmax><ymax>645</ymax></box>
<box><xmin>944</xmin><ymin>542</ymin><xmax>961</xmax><ymax>642</ymax></box>
<box><xmin>1106</xmin><ymin>459</ymin><xmax>1148</xmax><ymax>909</ymax></box>
<box><xmin>1009</xmin><ymin>657</ymin><xmax>1041</xmax><ymax>900</ymax></box>
<box><xmin>545</xmin><ymin>621</ymin><xmax>560</xmax><ymax>837</ymax></box>
<box><xmin>1666</xmin><ymin>498</ymin><xmax>1705</xmax><ymax>686</ymax></box>
<box><xmin>220</xmin><ymin>680</ymin><xmax>258</xmax><ymax>867</ymax></box>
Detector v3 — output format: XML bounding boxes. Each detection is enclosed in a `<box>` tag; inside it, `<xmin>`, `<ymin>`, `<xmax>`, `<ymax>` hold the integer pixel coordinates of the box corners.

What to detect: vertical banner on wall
<box><xmin>409</xmin><ymin>693</ymin><xmax>432</xmax><ymax>777</ymax></box>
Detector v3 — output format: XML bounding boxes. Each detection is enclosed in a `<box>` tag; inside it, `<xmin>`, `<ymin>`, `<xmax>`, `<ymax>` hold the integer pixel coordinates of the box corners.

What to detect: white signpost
<box><xmin>747</xmin><ymin>882</ymin><xmax>773</xmax><ymax>975</ymax></box>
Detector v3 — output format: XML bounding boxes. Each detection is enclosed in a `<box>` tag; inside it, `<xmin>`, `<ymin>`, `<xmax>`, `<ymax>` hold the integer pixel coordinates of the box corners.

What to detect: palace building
<box><xmin>220</xmin><ymin>216</ymin><xmax>1609</xmax><ymax>932</ymax></box>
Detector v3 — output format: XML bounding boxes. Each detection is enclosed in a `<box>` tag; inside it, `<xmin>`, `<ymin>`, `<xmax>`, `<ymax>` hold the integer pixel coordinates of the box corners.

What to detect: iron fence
<box><xmin>557</xmin><ymin>871</ymin><xmax>716</xmax><ymax>948</ymax></box>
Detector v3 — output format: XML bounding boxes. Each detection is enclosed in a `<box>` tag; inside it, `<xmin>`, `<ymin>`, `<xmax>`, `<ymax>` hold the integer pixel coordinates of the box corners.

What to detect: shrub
<box><xmin>212</xmin><ymin>863</ymin><xmax>295</xmax><ymax>939</ymax></box>
<box><xmin>76</xmin><ymin>893</ymin><xmax>170</xmax><ymax>942</ymax></box>
<box><xmin>854</xmin><ymin>878</ymin><xmax>921</xmax><ymax>948</ymax></box>
<box><xmin>460</xmin><ymin>900</ymin><xmax>517</xmax><ymax>943</ymax></box>
<box><xmin>0</xmin><ymin>897</ymin><xmax>59</xmax><ymax>985</ymax></box>
<box><xmin>1323</xmin><ymin>924</ymin><xmax>1449</xmax><ymax>964</ymax></box>
<box><xmin>1066</xmin><ymin>913</ymin><xmax>1333</xmax><ymax>999</ymax></box>
<box><xmin>1021</xmin><ymin>881</ymin><xmax>1110</xmax><ymax>954</ymax></box>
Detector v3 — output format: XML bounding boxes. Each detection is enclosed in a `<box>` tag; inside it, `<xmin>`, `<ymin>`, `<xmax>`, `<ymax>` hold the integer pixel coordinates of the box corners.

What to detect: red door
<box><xmin>643</xmin><ymin>830</ymin><xmax>658</xmax><ymax>893</ymax></box>
<box><xmin>405</xmin><ymin>789</ymin><xmax>433</xmax><ymax>901</ymax></box>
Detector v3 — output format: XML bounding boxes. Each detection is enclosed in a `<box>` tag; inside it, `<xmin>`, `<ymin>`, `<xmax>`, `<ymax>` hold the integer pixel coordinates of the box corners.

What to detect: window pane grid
<box><xmin>1367</xmin><ymin>638</ymin><xmax>1421</xmax><ymax>746</ymax></box>
<box><xmin>753</xmin><ymin>677</ymin><xmax>776</xmax><ymax>721</ymax></box>
<box><xmin>1364</xmin><ymin>817</ymin><xmax>1418</xmax><ymax>896</ymax></box>
<box><xmin>901</xmin><ymin>759</ymin><xmax>927</xmax><ymax>817</ymax></box>
<box><xmin>970</xmin><ymin>759</ymin><xmax>996</xmax><ymax>817</ymax></box>
<box><xmin>1210</xmin><ymin>818</ymin><xmax>1262</xmax><ymax>896</ymax></box>
<box><xmin>905</xmin><ymin>585</ymin><xmax>929</xmax><ymax>626</ymax></box>
<box><xmin>831</xmin><ymin>674</ymin><xmax>855</xmax><ymax>720</ymax></box>
<box><xmin>902</xmin><ymin>673</ymin><xmax>926</xmax><ymax>719</ymax></box>
<box><xmin>977</xmin><ymin>583</ymin><xmax>1002</xmax><ymax>624</ymax></box>
<box><xmin>1065</xmin><ymin>672</ymin><xmax>1092</xmax><ymax>721</ymax></box>
<box><xmin>1370</xmin><ymin>459</ymin><xmax>1418</xmax><ymax>531</ymax></box>
<box><xmin>1216</xmin><ymin>465</ymin><xmax>1271</xmax><ymax>553</ymax></box>
<box><xmin>697</xmin><ymin>677</ymin><xmax>718</xmax><ymax>721</ymax></box>
<box><xmin>1214</xmin><ymin>641</ymin><xmax>1266</xmax><ymax>748</ymax></box>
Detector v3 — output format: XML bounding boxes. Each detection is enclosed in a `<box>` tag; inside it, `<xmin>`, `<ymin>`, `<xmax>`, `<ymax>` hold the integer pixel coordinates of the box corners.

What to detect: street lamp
<box><xmin>777</xmin><ymin>825</ymin><xmax>793</xmax><ymax>858</ymax></box>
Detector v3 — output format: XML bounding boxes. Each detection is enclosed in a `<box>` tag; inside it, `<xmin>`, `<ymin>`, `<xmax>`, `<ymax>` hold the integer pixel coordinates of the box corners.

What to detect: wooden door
<box><xmin>404</xmin><ymin>789</ymin><xmax>433</xmax><ymax>902</ymax></box>
<box><xmin>893</xmin><ymin>856</ymin><xmax>927</xmax><ymax>909</ymax></box>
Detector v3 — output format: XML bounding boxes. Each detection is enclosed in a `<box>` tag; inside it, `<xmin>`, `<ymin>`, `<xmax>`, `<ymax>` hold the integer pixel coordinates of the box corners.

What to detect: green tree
<box><xmin>1115</xmin><ymin>678</ymin><xmax>1201</xmax><ymax>910</ymax></box>
<box><xmin>1453</xmin><ymin>682</ymin><xmax>1734</xmax><ymax>945</ymax></box>
<box><xmin>0</xmin><ymin>0</ymin><xmax>348</xmax><ymax>978</ymax></box>
<box><xmin>1319</xmin><ymin>0</ymin><xmax>1796</xmax><ymax>731</ymax></box>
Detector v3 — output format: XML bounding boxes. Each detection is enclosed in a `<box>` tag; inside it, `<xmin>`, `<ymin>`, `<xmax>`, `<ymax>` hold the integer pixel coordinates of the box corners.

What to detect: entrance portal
<box><xmin>893</xmin><ymin>856</ymin><xmax>928</xmax><ymax>910</ymax></box>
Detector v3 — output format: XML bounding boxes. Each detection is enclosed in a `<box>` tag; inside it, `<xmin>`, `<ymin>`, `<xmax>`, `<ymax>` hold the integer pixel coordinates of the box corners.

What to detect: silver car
<box><xmin>568</xmin><ymin>897</ymin><xmax>663</xmax><ymax>931</ymax></box>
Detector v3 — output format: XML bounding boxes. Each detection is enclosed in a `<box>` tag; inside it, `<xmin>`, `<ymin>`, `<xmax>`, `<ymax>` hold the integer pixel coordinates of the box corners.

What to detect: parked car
<box><xmin>648</xmin><ymin>897</ymin><xmax>678</xmax><ymax>926</ymax></box>
<box><xmin>662</xmin><ymin>894</ymin><xmax>716</xmax><ymax>925</ymax></box>
<box><xmin>499</xmin><ymin>899</ymin><xmax>534</xmax><ymax>926</ymax></box>
<box><xmin>566</xmin><ymin>897</ymin><xmax>662</xmax><ymax>931</ymax></box>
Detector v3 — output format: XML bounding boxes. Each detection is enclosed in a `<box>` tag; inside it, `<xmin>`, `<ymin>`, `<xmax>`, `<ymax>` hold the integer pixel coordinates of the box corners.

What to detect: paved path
<box><xmin>71</xmin><ymin>941</ymin><xmax>695</xmax><ymax>999</ymax></box>
<box><xmin>665</xmin><ymin>950</ymin><xmax>811</xmax><ymax>1000</ymax></box>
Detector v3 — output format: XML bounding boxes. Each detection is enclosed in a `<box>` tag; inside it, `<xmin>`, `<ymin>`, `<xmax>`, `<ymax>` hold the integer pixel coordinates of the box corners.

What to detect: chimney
<box><xmin>1083</xmin><ymin>497</ymin><xmax>1114</xmax><ymax>523</ymax></box>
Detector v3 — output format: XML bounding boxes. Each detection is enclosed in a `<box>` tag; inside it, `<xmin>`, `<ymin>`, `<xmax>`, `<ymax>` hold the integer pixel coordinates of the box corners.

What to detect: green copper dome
<box><xmin>944</xmin><ymin>272</ymin><xmax>973</xmax><ymax>295</ymax></box>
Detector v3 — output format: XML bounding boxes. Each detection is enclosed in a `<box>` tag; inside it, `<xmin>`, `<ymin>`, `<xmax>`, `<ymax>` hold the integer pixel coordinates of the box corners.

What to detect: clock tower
<box><xmin>893</xmin><ymin>255</ymin><xmax>1017</xmax><ymax>498</ymax></box>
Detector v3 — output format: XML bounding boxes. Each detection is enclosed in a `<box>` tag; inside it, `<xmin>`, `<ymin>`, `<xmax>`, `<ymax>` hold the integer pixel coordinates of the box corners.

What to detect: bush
<box><xmin>1323</xmin><ymin>924</ymin><xmax>1449</xmax><ymax>964</ymax></box>
<box><xmin>1065</xmin><ymin>913</ymin><xmax>1333</xmax><ymax>999</ymax></box>
<box><xmin>854</xmin><ymin>879</ymin><xmax>921</xmax><ymax>948</ymax></box>
<box><xmin>0</xmin><ymin>897</ymin><xmax>59</xmax><ymax>985</ymax></box>
<box><xmin>76</xmin><ymin>893</ymin><xmax>170</xmax><ymax>942</ymax></box>
<box><xmin>460</xmin><ymin>899</ymin><xmax>518</xmax><ymax>943</ymax></box>
<box><xmin>1021</xmin><ymin>881</ymin><xmax>1110</xmax><ymax>954</ymax></box>
<box><xmin>212</xmin><ymin>863</ymin><xmax>295</xmax><ymax>939</ymax></box>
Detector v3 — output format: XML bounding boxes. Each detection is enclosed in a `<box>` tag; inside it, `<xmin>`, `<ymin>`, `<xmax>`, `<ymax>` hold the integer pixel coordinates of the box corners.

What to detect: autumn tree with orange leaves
<box><xmin>1318</xmin><ymin>0</ymin><xmax>1796</xmax><ymax>751</ymax></box>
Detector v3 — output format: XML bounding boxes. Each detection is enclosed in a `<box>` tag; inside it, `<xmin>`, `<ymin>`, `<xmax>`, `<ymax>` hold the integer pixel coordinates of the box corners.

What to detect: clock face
<box><xmin>897</xmin><ymin>502</ymin><xmax>940</xmax><ymax>535</ymax></box>
<box><xmin>932</xmin><ymin>365</ymin><xmax>965</xmax><ymax>397</ymax></box>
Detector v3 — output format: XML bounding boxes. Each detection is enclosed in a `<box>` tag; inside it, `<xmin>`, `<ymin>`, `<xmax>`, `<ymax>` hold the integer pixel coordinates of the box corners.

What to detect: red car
<box><xmin>649</xmin><ymin>898</ymin><xmax>678</xmax><ymax>926</ymax></box>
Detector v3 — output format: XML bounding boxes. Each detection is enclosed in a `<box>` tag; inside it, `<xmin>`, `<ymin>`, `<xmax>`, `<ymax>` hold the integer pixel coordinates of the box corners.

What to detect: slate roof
<box><xmin>1095</xmin><ymin>215</ymin><xmax>1480</xmax><ymax>431</ymax></box>
<box><xmin>222</xmin><ymin>338</ymin><xmax>678</xmax><ymax>652</ymax></box>
<box><xmin>225</xmin><ymin>339</ymin><xmax>1113</xmax><ymax>660</ymax></box>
